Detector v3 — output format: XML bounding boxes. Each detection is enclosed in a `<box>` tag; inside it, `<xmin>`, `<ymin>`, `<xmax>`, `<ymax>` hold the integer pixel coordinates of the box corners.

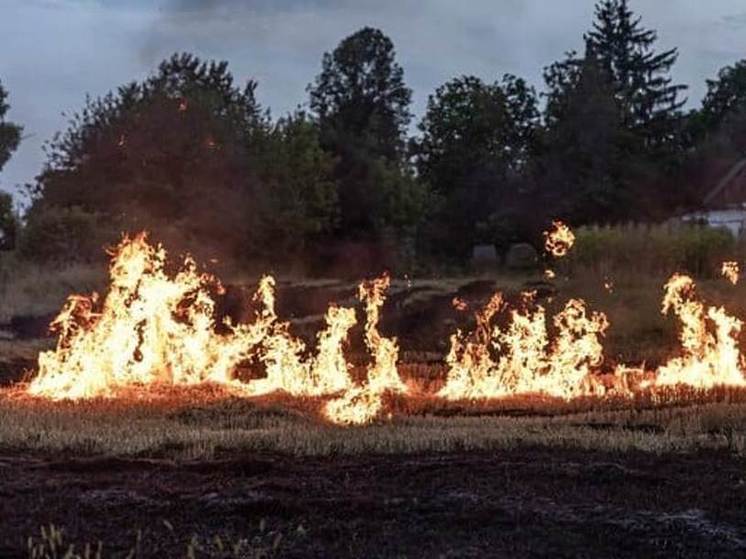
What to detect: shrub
<box><xmin>565</xmin><ymin>223</ymin><xmax>738</xmax><ymax>277</ymax></box>
<box><xmin>17</xmin><ymin>206</ymin><xmax>110</xmax><ymax>264</ymax></box>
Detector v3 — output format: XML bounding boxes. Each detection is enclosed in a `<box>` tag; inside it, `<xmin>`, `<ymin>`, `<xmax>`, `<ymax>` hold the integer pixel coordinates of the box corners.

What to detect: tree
<box><xmin>0</xmin><ymin>80</ymin><xmax>22</xmax><ymax>174</ymax></box>
<box><xmin>416</xmin><ymin>75</ymin><xmax>539</xmax><ymax>257</ymax></box>
<box><xmin>585</xmin><ymin>0</ymin><xmax>686</xmax><ymax>152</ymax></box>
<box><xmin>692</xmin><ymin>60</ymin><xmax>746</xmax><ymax>150</ymax></box>
<box><xmin>309</xmin><ymin>27</ymin><xmax>411</xmax><ymax>162</ymax></box>
<box><xmin>308</xmin><ymin>27</ymin><xmax>419</xmax><ymax>241</ymax></box>
<box><xmin>252</xmin><ymin>111</ymin><xmax>339</xmax><ymax>257</ymax></box>
<box><xmin>538</xmin><ymin>54</ymin><xmax>633</xmax><ymax>222</ymax></box>
<box><xmin>0</xmin><ymin>80</ymin><xmax>22</xmax><ymax>250</ymax></box>
<box><xmin>0</xmin><ymin>192</ymin><xmax>16</xmax><ymax>250</ymax></box>
<box><xmin>538</xmin><ymin>0</ymin><xmax>689</xmax><ymax>223</ymax></box>
<box><xmin>701</xmin><ymin>61</ymin><xmax>746</xmax><ymax>127</ymax></box>
<box><xmin>29</xmin><ymin>53</ymin><xmax>270</xmax><ymax>260</ymax></box>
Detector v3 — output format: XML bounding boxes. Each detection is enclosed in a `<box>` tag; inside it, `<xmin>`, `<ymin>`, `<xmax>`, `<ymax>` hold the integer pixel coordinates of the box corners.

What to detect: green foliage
<box><xmin>540</xmin><ymin>54</ymin><xmax>633</xmax><ymax>222</ymax></box>
<box><xmin>31</xmin><ymin>54</ymin><xmax>270</xmax><ymax>260</ymax></box>
<box><xmin>701</xmin><ymin>61</ymin><xmax>746</xmax><ymax>128</ymax></box>
<box><xmin>539</xmin><ymin>0</ymin><xmax>688</xmax><ymax>224</ymax></box>
<box><xmin>0</xmin><ymin>79</ymin><xmax>22</xmax><ymax>174</ymax></box>
<box><xmin>585</xmin><ymin>0</ymin><xmax>686</xmax><ymax>152</ymax></box>
<box><xmin>566</xmin><ymin>223</ymin><xmax>737</xmax><ymax>277</ymax></box>
<box><xmin>308</xmin><ymin>27</ymin><xmax>419</xmax><ymax>242</ymax></box>
<box><xmin>309</xmin><ymin>27</ymin><xmax>411</xmax><ymax>162</ymax></box>
<box><xmin>252</xmin><ymin>112</ymin><xmax>339</xmax><ymax>256</ymax></box>
<box><xmin>18</xmin><ymin>206</ymin><xmax>106</xmax><ymax>263</ymax></box>
<box><xmin>416</xmin><ymin>75</ymin><xmax>539</xmax><ymax>258</ymax></box>
<box><xmin>0</xmin><ymin>191</ymin><xmax>16</xmax><ymax>250</ymax></box>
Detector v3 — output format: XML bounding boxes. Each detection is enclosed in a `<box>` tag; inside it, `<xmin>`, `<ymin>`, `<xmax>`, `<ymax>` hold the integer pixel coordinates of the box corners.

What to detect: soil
<box><xmin>1</xmin><ymin>448</ymin><xmax>745</xmax><ymax>558</ymax></box>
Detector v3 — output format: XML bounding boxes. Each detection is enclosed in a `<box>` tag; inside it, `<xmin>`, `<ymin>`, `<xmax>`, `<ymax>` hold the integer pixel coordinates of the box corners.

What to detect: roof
<box><xmin>703</xmin><ymin>157</ymin><xmax>746</xmax><ymax>209</ymax></box>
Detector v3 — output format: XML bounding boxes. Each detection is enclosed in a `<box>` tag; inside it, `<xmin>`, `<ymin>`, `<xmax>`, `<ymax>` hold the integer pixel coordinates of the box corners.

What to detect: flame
<box><xmin>27</xmin><ymin>234</ymin><xmax>267</xmax><ymax>399</ymax></box>
<box><xmin>722</xmin><ymin>261</ymin><xmax>739</xmax><ymax>285</ymax></box>
<box><xmin>544</xmin><ymin>220</ymin><xmax>575</xmax><ymax>257</ymax></box>
<box><xmin>650</xmin><ymin>273</ymin><xmax>745</xmax><ymax>389</ymax></box>
<box><xmin>544</xmin><ymin>269</ymin><xmax>556</xmax><ymax>280</ymax></box>
<box><xmin>244</xmin><ymin>280</ymin><xmax>357</xmax><ymax>398</ymax></box>
<box><xmin>438</xmin><ymin>292</ymin><xmax>608</xmax><ymax>400</ymax></box>
<box><xmin>23</xmin><ymin>230</ymin><xmax>746</xmax><ymax>426</ymax></box>
<box><xmin>323</xmin><ymin>273</ymin><xmax>408</xmax><ymax>424</ymax></box>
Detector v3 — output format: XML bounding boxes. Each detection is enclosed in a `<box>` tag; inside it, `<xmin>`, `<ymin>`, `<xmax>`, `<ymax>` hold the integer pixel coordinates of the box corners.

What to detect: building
<box><xmin>679</xmin><ymin>157</ymin><xmax>746</xmax><ymax>237</ymax></box>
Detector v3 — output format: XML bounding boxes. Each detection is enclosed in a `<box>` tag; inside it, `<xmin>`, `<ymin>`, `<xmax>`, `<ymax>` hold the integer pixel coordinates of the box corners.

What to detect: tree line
<box><xmin>2</xmin><ymin>0</ymin><xmax>746</xmax><ymax>271</ymax></box>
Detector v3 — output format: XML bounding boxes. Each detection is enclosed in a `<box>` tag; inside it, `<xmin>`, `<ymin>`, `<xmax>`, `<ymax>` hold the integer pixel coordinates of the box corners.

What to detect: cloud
<box><xmin>2</xmin><ymin>0</ymin><xmax>746</xmax><ymax>198</ymax></box>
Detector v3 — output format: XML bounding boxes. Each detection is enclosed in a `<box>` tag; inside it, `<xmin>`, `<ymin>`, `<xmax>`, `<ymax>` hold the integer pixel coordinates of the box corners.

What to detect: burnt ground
<box><xmin>2</xmin><ymin>448</ymin><xmax>746</xmax><ymax>558</ymax></box>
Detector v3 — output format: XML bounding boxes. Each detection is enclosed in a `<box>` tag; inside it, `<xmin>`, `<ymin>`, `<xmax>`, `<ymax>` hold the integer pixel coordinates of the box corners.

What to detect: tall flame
<box><xmin>651</xmin><ymin>273</ymin><xmax>745</xmax><ymax>389</ymax></box>
<box><xmin>323</xmin><ymin>273</ymin><xmax>408</xmax><ymax>425</ymax></box>
<box><xmin>439</xmin><ymin>292</ymin><xmax>608</xmax><ymax>400</ymax></box>
<box><xmin>28</xmin><ymin>234</ymin><xmax>267</xmax><ymax>399</ymax></box>
<box><xmin>23</xmin><ymin>231</ymin><xmax>746</xmax><ymax>425</ymax></box>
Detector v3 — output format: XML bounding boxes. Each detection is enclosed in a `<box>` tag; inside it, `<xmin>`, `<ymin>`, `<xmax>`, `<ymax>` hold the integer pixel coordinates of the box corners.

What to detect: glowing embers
<box><xmin>439</xmin><ymin>291</ymin><xmax>609</xmax><ymax>400</ymax></box>
<box><xmin>650</xmin><ymin>274</ymin><xmax>746</xmax><ymax>390</ymax></box>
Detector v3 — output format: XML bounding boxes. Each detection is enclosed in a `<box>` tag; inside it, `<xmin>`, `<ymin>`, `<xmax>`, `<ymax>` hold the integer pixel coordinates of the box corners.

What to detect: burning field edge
<box><xmin>4</xmin><ymin>384</ymin><xmax>746</xmax><ymax>459</ymax></box>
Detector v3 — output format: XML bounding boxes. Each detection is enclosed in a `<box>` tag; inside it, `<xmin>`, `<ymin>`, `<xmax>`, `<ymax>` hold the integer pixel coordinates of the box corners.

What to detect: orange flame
<box><xmin>24</xmin><ymin>231</ymin><xmax>746</xmax><ymax>425</ymax></box>
<box><xmin>544</xmin><ymin>220</ymin><xmax>575</xmax><ymax>257</ymax></box>
<box><xmin>722</xmin><ymin>261</ymin><xmax>739</xmax><ymax>285</ymax></box>
<box><xmin>28</xmin><ymin>234</ymin><xmax>266</xmax><ymax>399</ymax></box>
<box><xmin>439</xmin><ymin>292</ymin><xmax>608</xmax><ymax>400</ymax></box>
<box><xmin>323</xmin><ymin>274</ymin><xmax>408</xmax><ymax>424</ymax></box>
<box><xmin>650</xmin><ymin>274</ymin><xmax>745</xmax><ymax>389</ymax></box>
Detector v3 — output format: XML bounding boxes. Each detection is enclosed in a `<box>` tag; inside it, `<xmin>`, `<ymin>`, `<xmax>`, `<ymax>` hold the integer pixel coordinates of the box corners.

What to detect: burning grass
<box><xmin>4</xmin><ymin>384</ymin><xmax>746</xmax><ymax>459</ymax></box>
<box><xmin>7</xmin><ymin>224</ymin><xmax>746</xmax><ymax>446</ymax></box>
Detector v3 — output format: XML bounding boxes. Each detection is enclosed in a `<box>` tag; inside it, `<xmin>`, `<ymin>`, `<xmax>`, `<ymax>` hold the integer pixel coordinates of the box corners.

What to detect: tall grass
<box><xmin>0</xmin><ymin>252</ymin><xmax>105</xmax><ymax>323</ymax></box>
<box><xmin>564</xmin><ymin>223</ymin><xmax>741</xmax><ymax>278</ymax></box>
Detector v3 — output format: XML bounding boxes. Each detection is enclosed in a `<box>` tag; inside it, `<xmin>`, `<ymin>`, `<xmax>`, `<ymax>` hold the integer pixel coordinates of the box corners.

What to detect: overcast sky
<box><xmin>2</xmin><ymin>0</ymin><xmax>746</xmax><ymax>200</ymax></box>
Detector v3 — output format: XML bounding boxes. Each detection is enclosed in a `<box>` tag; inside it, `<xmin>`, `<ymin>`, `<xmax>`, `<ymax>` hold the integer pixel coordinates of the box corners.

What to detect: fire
<box><xmin>650</xmin><ymin>274</ymin><xmax>745</xmax><ymax>389</ymax></box>
<box><xmin>543</xmin><ymin>220</ymin><xmax>575</xmax><ymax>258</ymax></box>
<box><xmin>25</xmin><ymin>235</ymin><xmax>408</xmax><ymax>424</ymax></box>
<box><xmin>323</xmin><ymin>273</ymin><xmax>408</xmax><ymax>424</ymax></box>
<box><xmin>721</xmin><ymin>261</ymin><xmax>739</xmax><ymax>285</ymax></box>
<box><xmin>438</xmin><ymin>292</ymin><xmax>608</xmax><ymax>400</ymax></box>
<box><xmin>27</xmin><ymin>234</ymin><xmax>268</xmax><ymax>399</ymax></box>
<box><xmin>244</xmin><ymin>279</ymin><xmax>357</xmax><ymax>397</ymax></box>
<box><xmin>21</xmin><ymin>230</ymin><xmax>746</xmax><ymax>426</ymax></box>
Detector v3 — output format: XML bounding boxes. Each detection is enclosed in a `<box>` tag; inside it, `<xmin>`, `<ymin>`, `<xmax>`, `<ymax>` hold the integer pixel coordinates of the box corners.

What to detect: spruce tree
<box><xmin>585</xmin><ymin>0</ymin><xmax>686</xmax><ymax>150</ymax></box>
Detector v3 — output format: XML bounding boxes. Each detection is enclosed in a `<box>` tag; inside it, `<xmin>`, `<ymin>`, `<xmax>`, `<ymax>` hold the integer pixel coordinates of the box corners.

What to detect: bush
<box><xmin>18</xmin><ymin>206</ymin><xmax>110</xmax><ymax>264</ymax></box>
<box><xmin>565</xmin><ymin>223</ymin><xmax>738</xmax><ymax>277</ymax></box>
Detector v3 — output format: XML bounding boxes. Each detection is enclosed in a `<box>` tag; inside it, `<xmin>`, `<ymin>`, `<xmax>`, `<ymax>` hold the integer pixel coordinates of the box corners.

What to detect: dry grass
<box><xmin>0</xmin><ymin>255</ymin><xmax>105</xmax><ymax>323</ymax></box>
<box><xmin>3</xmin><ymin>385</ymin><xmax>746</xmax><ymax>460</ymax></box>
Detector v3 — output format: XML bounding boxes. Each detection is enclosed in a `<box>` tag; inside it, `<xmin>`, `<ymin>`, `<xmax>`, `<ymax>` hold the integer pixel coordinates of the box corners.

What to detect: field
<box><xmin>4</xmin><ymin>229</ymin><xmax>746</xmax><ymax>557</ymax></box>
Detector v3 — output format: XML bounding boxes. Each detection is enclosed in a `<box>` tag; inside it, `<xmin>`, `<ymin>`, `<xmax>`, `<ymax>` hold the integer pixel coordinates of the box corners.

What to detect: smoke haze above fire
<box><xmin>2</xmin><ymin>0</ymin><xmax>746</xmax><ymax>200</ymax></box>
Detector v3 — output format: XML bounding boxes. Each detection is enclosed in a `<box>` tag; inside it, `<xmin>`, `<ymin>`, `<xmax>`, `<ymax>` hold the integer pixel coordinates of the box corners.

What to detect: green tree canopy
<box><xmin>308</xmin><ymin>27</ymin><xmax>422</xmax><ymax>242</ymax></box>
<box><xmin>0</xmin><ymin>80</ymin><xmax>22</xmax><ymax>175</ymax></box>
<box><xmin>29</xmin><ymin>53</ymin><xmax>338</xmax><ymax>263</ymax></box>
<box><xmin>416</xmin><ymin>75</ymin><xmax>539</xmax><ymax>257</ymax></box>
<box><xmin>309</xmin><ymin>27</ymin><xmax>411</xmax><ymax>162</ymax></box>
<box><xmin>585</xmin><ymin>0</ymin><xmax>686</xmax><ymax>152</ymax></box>
<box><xmin>539</xmin><ymin>54</ymin><xmax>632</xmax><ymax>222</ymax></box>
